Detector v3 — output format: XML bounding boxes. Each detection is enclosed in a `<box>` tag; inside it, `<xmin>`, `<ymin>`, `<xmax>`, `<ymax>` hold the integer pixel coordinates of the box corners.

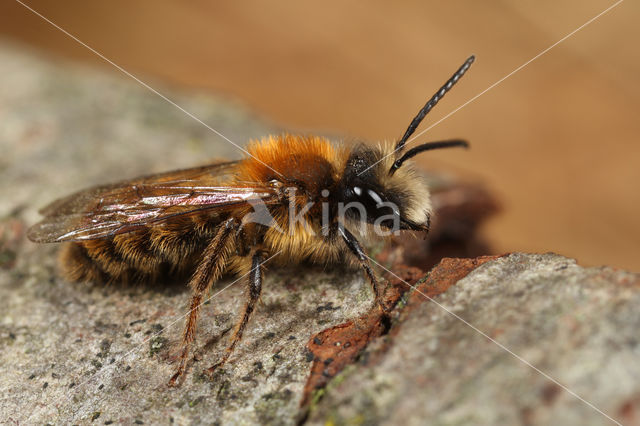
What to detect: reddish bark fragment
<box><xmin>405</xmin><ymin>255</ymin><xmax>501</xmax><ymax>309</ymax></box>
<box><xmin>301</xmin><ymin>256</ymin><xmax>503</xmax><ymax>407</ymax></box>
<box><xmin>301</xmin><ymin>265</ymin><xmax>421</xmax><ymax>406</ymax></box>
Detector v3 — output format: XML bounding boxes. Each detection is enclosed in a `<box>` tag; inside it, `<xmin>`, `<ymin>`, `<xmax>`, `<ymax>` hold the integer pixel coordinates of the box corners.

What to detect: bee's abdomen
<box><xmin>60</xmin><ymin>236</ymin><xmax>165</xmax><ymax>285</ymax></box>
<box><xmin>59</xmin><ymin>215</ymin><xmax>219</xmax><ymax>284</ymax></box>
<box><xmin>59</xmin><ymin>242</ymin><xmax>111</xmax><ymax>284</ymax></box>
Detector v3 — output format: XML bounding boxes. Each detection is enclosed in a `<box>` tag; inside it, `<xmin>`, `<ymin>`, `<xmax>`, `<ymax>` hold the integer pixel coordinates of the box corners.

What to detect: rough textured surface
<box><xmin>306</xmin><ymin>253</ymin><xmax>640</xmax><ymax>426</ymax></box>
<box><xmin>1</xmin><ymin>43</ymin><xmax>639</xmax><ymax>425</ymax></box>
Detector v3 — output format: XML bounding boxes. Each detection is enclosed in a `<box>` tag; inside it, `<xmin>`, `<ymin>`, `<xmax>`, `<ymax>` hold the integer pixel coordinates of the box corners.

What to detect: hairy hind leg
<box><xmin>168</xmin><ymin>217</ymin><xmax>236</xmax><ymax>386</ymax></box>
<box><xmin>205</xmin><ymin>250</ymin><xmax>263</xmax><ymax>375</ymax></box>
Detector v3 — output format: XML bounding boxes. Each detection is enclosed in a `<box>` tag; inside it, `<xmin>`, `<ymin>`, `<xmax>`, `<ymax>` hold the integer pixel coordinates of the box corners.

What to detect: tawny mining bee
<box><xmin>28</xmin><ymin>56</ymin><xmax>474</xmax><ymax>384</ymax></box>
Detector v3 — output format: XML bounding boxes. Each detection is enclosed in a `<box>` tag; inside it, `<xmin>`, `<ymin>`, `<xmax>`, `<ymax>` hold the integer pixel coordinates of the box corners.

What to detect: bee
<box><xmin>28</xmin><ymin>56</ymin><xmax>474</xmax><ymax>385</ymax></box>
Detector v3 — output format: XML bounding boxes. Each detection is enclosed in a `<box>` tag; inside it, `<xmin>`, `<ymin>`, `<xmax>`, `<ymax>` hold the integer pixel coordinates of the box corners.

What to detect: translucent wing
<box><xmin>28</xmin><ymin>161</ymin><xmax>277</xmax><ymax>242</ymax></box>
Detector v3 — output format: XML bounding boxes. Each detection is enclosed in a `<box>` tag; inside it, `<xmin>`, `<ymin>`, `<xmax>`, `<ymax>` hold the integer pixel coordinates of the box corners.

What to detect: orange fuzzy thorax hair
<box><xmin>236</xmin><ymin>134</ymin><xmax>349</xmax><ymax>186</ymax></box>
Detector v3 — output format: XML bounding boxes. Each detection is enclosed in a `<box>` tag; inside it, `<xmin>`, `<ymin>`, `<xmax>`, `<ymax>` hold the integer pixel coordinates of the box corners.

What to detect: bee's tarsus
<box><xmin>170</xmin><ymin>217</ymin><xmax>238</xmax><ymax>385</ymax></box>
<box><xmin>168</xmin><ymin>372</ymin><xmax>181</xmax><ymax>388</ymax></box>
<box><xmin>338</xmin><ymin>224</ymin><xmax>385</xmax><ymax>304</ymax></box>
<box><xmin>204</xmin><ymin>250</ymin><xmax>264</xmax><ymax>376</ymax></box>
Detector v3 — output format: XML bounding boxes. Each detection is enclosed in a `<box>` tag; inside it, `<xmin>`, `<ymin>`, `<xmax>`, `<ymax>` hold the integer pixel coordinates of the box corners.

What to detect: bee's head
<box><xmin>335</xmin><ymin>55</ymin><xmax>474</xmax><ymax>233</ymax></box>
<box><xmin>336</xmin><ymin>144</ymin><xmax>434</xmax><ymax>232</ymax></box>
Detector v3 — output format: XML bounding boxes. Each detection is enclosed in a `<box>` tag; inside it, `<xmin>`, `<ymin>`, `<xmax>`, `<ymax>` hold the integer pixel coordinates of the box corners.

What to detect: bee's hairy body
<box><xmin>31</xmin><ymin>55</ymin><xmax>475</xmax><ymax>384</ymax></box>
<box><xmin>61</xmin><ymin>134</ymin><xmax>430</xmax><ymax>285</ymax></box>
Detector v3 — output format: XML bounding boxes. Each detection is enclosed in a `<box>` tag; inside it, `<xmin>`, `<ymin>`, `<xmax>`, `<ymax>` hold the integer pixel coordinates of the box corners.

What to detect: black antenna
<box><xmin>394</xmin><ymin>55</ymin><xmax>475</xmax><ymax>154</ymax></box>
<box><xmin>389</xmin><ymin>139</ymin><xmax>468</xmax><ymax>175</ymax></box>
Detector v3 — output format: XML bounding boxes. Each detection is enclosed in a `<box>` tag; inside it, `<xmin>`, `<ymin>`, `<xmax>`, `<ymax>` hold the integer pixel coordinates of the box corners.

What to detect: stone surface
<box><xmin>1</xmin><ymin>42</ymin><xmax>638</xmax><ymax>426</ymax></box>
<box><xmin>306</xmin><ymin>253</ymin><xmax>640</xmax><ymax>426</ymax></box>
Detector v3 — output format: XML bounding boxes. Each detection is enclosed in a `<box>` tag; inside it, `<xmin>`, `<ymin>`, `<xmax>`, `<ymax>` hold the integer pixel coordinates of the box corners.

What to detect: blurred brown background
<box><xmin>1</xmin><ymin>1</ymin><xmax>638</xmax><ymax>270</ymax></box>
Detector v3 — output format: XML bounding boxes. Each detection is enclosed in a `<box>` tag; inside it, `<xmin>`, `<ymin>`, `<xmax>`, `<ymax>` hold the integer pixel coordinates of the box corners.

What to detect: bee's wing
<box><xmin>37</xmin><ymin>161</ymin><xmax>242</xmax><ymax>217</ymax></box>
<box><xmin>28</xmin><ymin>161</ymin><xmax>277</xmax><ymax>243</ymax></box>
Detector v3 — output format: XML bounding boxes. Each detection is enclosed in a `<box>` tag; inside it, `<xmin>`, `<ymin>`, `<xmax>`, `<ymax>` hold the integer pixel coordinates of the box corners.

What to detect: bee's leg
<box><xmin>337</xmin><ymin>225</ymin><xmax>387</xmax><ymax>312</ymax></box>
<box><xmin>205</xmin><ymin>250</ymin><xmax>263</xmax><ymax>375</ymax></box>
<box><xmin>168</xmin><ymin>217</ymin><xmax>237</xmax><ymax>386</ymax></box>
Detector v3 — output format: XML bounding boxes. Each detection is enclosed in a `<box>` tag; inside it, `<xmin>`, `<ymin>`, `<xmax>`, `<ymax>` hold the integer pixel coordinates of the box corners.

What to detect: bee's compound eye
<box><xmin>353</xmin><ymin>186</ymin><xmax>362</xmax><ymax>196</ymax></box>
<box><xmin>366</xmin><ymin>189</ymin><xmax>383</xmax><ymax>207</ymax></box>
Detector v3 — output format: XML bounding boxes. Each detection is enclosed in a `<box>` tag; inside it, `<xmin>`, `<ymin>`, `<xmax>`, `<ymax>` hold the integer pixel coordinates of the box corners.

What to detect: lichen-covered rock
<box><xmin>306</xmin><ymin>253</ymin><xmax>640</xmax><ymax>426</ymax></box>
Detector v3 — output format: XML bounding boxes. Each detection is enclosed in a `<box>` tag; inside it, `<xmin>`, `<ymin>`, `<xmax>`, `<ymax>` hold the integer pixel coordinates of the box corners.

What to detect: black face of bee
<box><xmin>336</xmin><ymin>145</ymin><xmax>415</xmax><ymax>230</ymax></box>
